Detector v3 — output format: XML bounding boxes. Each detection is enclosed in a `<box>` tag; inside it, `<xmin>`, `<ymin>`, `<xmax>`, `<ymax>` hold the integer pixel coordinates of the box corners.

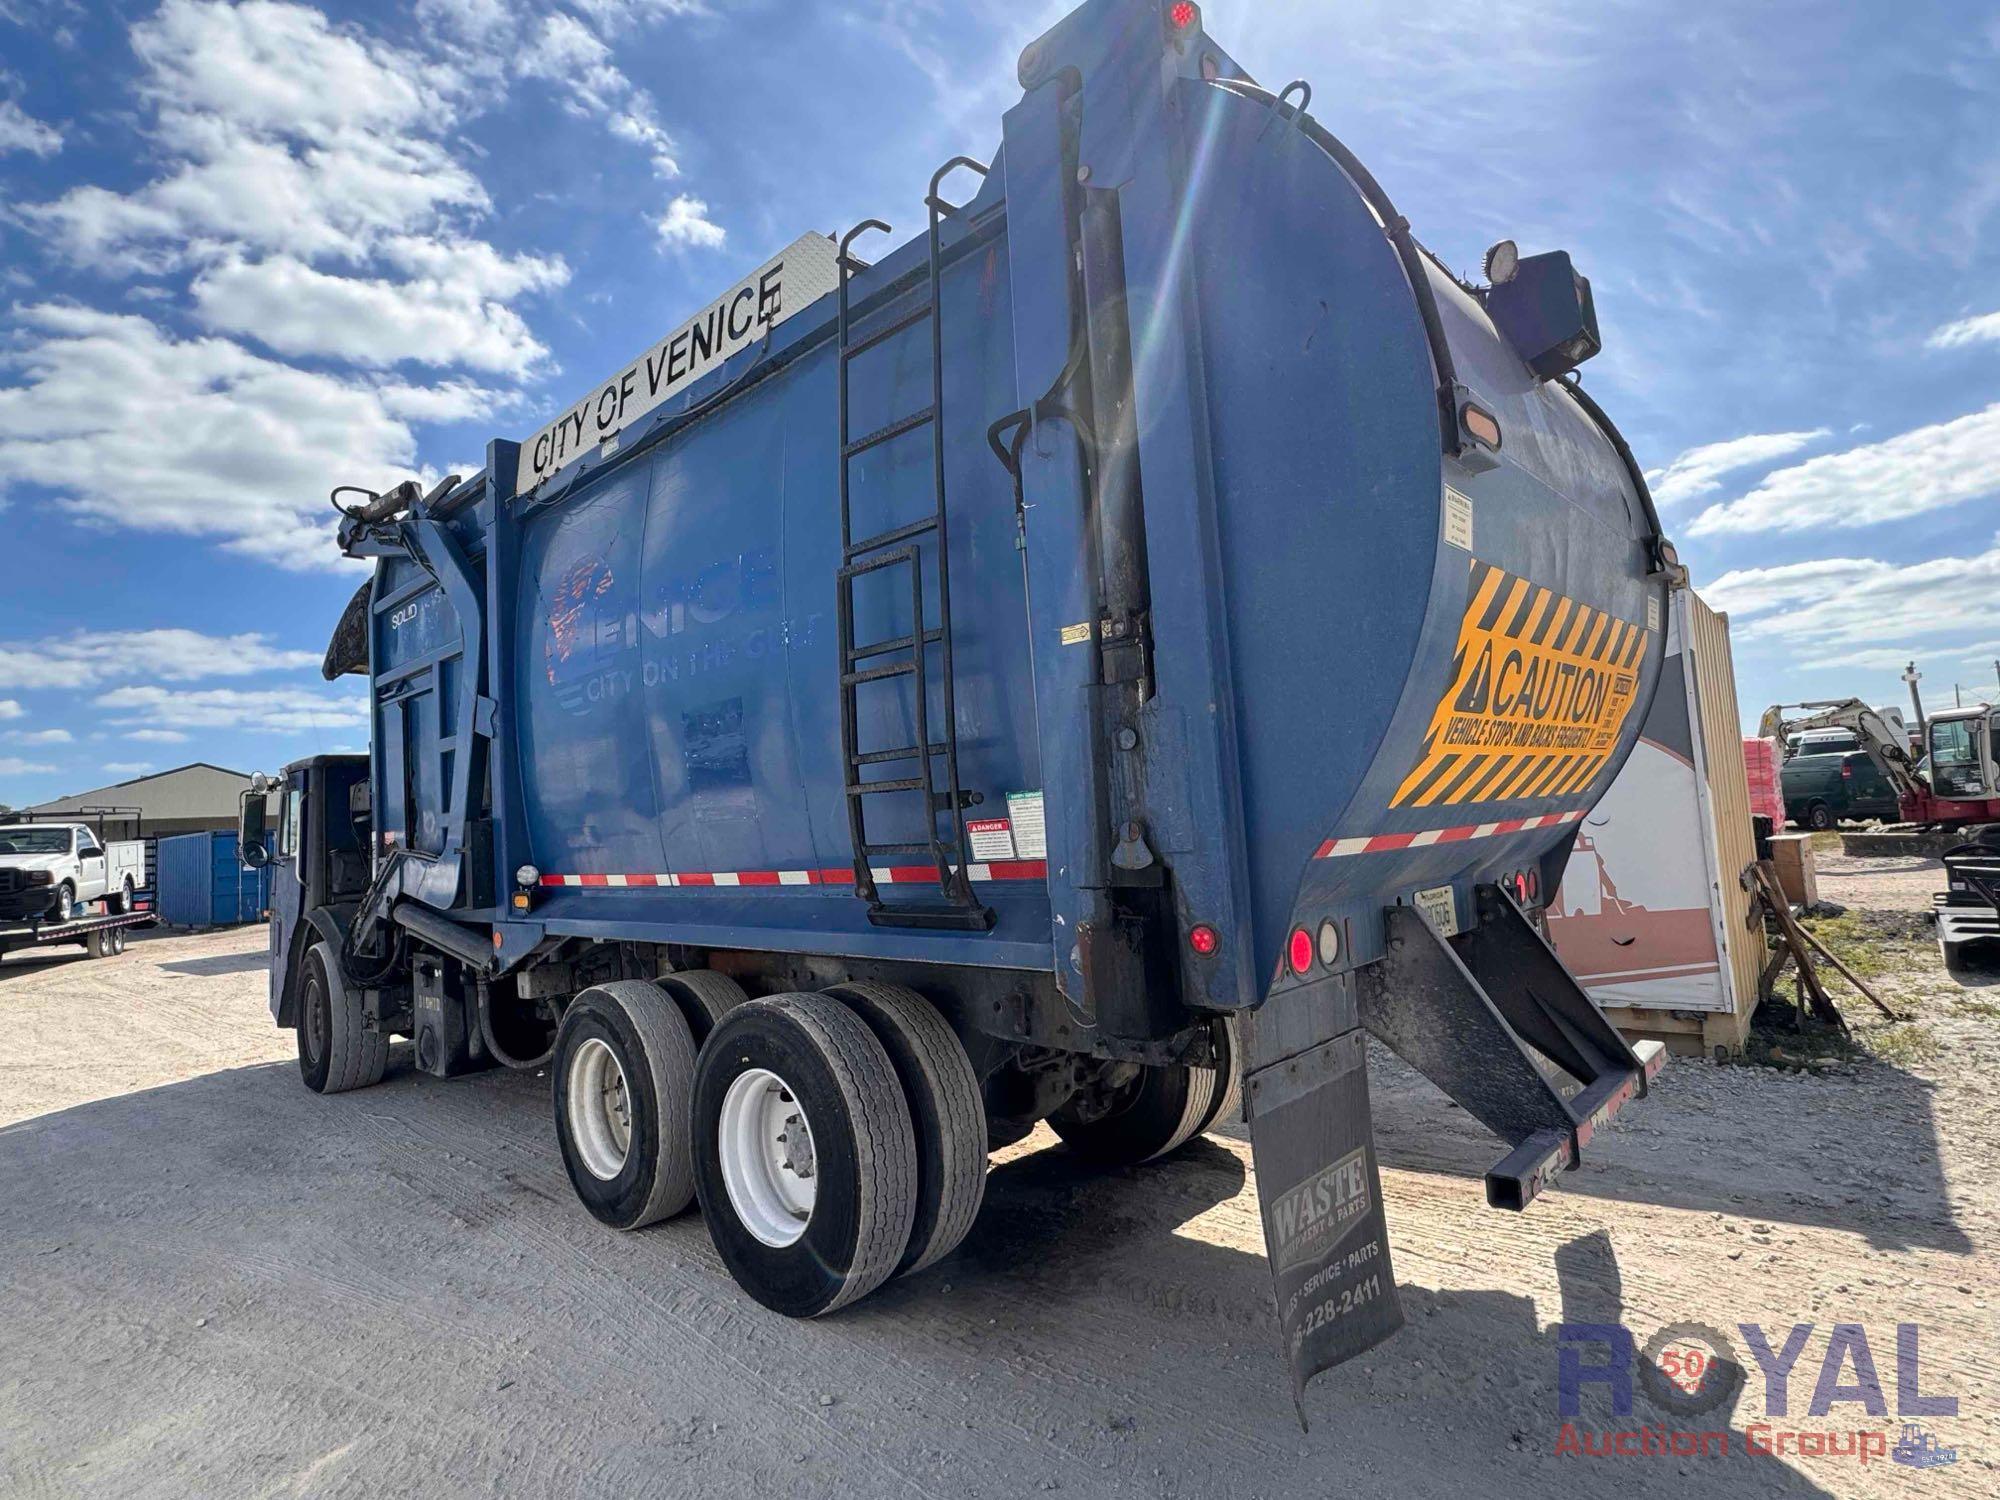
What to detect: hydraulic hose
<box><xmin>478</xmin><ymin>980</ymin><xmax>554</xmax><ymax>1071</ymax></box>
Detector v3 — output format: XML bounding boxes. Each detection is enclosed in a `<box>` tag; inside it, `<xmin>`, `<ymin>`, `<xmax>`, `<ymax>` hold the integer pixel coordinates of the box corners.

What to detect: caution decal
<box><xmin>1391</xmin><ymin>560</ymin><xmax>1648</xmax><ymax>810</ymax></box>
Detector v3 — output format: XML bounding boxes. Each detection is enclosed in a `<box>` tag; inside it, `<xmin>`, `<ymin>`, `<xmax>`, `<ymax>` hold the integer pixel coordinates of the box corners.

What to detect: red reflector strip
<box><xmin>1314</xmin><ymin>808</ymin><xmax>1583</xmax><ymax>859</ymax></box>
<box><xmin>539</xmin><ymin>861</ymin><xmax>1048</xmax><ymax>890</ymax></box>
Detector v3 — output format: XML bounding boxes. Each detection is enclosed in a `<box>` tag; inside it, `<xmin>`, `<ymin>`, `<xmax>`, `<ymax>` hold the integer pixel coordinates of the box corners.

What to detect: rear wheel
<box><xmin>1192</xmin><ymin>1017</ymin><xmax>1242</xmax><ymax>1136</ymax></box>
<box><xmin>1050</xmin><ymin>1056</ymin><xmax>1221</xmax><ymax>1167</ymax></box>
<box><xmin>656</xmin><ymin>969</ymin><xmax>748</xmax><ymax>1047</ymax></box>
<box><xmin>1805</xmin><ymin>801</ymin><xmax>1835</xmax><ymax>831</ymax></box>
<box><xmin>113</xmin><ymin>877</ymin><xmax>134</xmax><ymax>915</ymax></box>
<box><xmin>552</xmin><ymin>980</ymin><xmax>699</xmax><ymax>1230</ymax></box>
<box><xmin>297</xmin><ymin>942</ymin><xmax>389</xmax><ymax>1094</ymax></box>
<box><xmin>693</xmin><ymin>993</ymin><xmax>916</xmax><ymax>1317</ymax></box>
<box><xmin>824</xmin><ymin>982</ymin><xmax>987</xmax><ymax>1276</ymax></box>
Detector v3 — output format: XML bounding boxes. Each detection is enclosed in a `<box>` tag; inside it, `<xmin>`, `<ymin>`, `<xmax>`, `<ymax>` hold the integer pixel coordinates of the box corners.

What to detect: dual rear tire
<box><xmin>552</xmin><ymin>977</ymin><xmax>988</xmax><ymax>1317</ymax></box>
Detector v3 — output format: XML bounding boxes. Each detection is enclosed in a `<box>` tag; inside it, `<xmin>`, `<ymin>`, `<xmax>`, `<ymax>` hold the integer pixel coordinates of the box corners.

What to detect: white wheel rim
<box><xmin>568</xmin><ymin>1037</ymin><xmax>634</xmax><ymax>1181</ymax></box>
<box><xmin>718</xmin><ymin>1067</ymin><xmax>816</xmax><ymax>1248</ymax></box>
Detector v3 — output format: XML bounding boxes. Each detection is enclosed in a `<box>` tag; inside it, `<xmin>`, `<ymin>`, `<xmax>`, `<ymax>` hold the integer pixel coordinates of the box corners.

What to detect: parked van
<box><xmin>1782</xmin><ymin>748</ymin><xmax>1900</xmax><ymax>828</ymax></box>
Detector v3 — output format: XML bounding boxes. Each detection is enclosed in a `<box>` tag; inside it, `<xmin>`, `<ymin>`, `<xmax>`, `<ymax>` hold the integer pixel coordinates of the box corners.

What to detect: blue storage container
<box><xmin>157</xmin><ymin>830</ymin><xmax>271</xmax><ymax>928</ymax></box>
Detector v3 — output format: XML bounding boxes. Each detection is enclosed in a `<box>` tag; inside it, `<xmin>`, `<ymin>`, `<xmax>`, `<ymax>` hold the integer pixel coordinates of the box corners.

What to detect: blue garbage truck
<box><xmin>248</xmin><ymin>0</ymin><xmax>1681</xmax><ymax>1400</ymax></box>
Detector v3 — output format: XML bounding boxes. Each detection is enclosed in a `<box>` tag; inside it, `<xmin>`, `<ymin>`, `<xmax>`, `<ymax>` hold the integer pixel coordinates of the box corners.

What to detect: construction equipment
<box><xmin>1760</xmin><ymin>698</ymin><xmax>2000</xmax><ymax>832</ymax></box>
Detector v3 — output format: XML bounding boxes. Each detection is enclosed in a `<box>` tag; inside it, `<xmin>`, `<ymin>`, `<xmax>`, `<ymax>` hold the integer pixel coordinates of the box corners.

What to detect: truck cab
<box><xmin>242</xmin><ymin>756</ymin><xmax>371</xmax><ymax>1025</ymax></box>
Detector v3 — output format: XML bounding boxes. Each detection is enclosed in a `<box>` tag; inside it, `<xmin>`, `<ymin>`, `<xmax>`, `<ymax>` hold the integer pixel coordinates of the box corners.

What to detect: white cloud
<box><xmin>27</xmin><ymin>1</ymin><xmax>481</xmax><ymax>272</ymax></box>
<box><xmin>1688</xmin><ymin>404</ymin><xmax>2000</xmax><ymax>535</ymax></box>
<box><xmin>1645</xmin><ymin>429</ymin><xmax>1827</xmax><ymax>507</ymax></box>
<box><xmin>0</xmin><ymin>99</ymin><xmax>62</xmax><ymax>156</ymax></box>
<box><xmin>656</xmin><ymin>194</ymin><xmax>726</xmax><ymax>249</ymax></box>
<box><xmin>102</xmin><ymin>762</ymin><xmax>155</xmax><ymax>776</ymax></box>
<box><xmin>0</xmin><ymin>627</ymin><xmax>321</xmax><ymax>689</ymax></box>
<box><xmin>518</xmin><ymin>13</ymin><xmax>682</xmax><ymax>178</ymax></box>
<box><xmin>190</xmin><ymin>254</ymin><xmax>558</xmax><ymax>374</ymax></box>
<box><xmin>1706</xmin><ymin>542</ymin><xmax>2000</xmax><ymax>653</ymax></box>
<box><xmin>1929</xmin><ymin>311</ymin><xmax>2000</xmax><ymax>350</ymax></box>
<box><xmin>96</xmin><ymin>684</ymin><xmax>368</xmax><ymax>734</ymax></box>
<box><xmin>0</xmin><ymin>700</ymin><xmax>20</xmax><ymax>720</ymax></box>
<box><xmin>7</xmin><ymin>729</ymin><xmax>72</xmax><ymax>744</ymax></box>
<box><xmin>126</xmin><ymin>729</ymin><xmax>192</xmax><ymax>744</ymax></box>
<box><xmin>0</xmin><ymin>306</ymin><xmax>431</xmax><ymax>569</ymax></box>
<box><xmin>0</xmin><ymin>757</ymin><xmax>57</xmax><ymax>776</ymax></box>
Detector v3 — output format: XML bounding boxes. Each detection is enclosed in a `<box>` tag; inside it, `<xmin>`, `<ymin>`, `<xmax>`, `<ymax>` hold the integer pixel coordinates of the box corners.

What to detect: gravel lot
<box><xmin>1</xmin><ymin>874</ymin><xmax>1992</xmax><ymax>1498</ymax></box>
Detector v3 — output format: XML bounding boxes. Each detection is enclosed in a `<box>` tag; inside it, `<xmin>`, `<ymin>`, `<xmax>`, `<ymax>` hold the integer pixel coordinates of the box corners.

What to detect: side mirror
<box><xmin>239</xmin><ymin>792</ymin><xmax>271</xmax><ymax>868</ymax></box>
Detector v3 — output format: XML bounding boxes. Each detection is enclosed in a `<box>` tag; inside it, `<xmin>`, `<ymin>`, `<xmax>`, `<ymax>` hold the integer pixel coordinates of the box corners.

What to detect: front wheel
<box><xmin>51</xmin><ymin>882</ymin><xmax>75</xmax><ymax>921</ymax></box>
<box><xmin>297</xmin><ymin>942</ymin><xmax>389</xmax><ymax>1094</ymax></box>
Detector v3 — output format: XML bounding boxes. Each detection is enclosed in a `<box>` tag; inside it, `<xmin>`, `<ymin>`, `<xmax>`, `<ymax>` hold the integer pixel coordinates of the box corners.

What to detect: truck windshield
<box><xmin>0</xmin><ymin>827</ymin><xmax>70</xmax><ymax>854</ymax></box>
<box><xmin>1929</xmin><ymin>720</ymin><xmax>1985</xmax><ymax>799</ymax></box>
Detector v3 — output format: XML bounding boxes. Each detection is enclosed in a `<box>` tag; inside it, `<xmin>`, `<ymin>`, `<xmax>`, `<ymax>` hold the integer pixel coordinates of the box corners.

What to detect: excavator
<box><xmin>1760</xmin><ymin>698</ymin><xmax>2000</xmax><ymax>960</ymax></box>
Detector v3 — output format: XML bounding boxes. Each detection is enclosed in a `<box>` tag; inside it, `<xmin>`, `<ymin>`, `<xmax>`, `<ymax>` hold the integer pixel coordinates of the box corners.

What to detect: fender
<box><xmin>275</xmin><ymin>903</ymin><xmax>357</xmax><ymax>1028</ymax></box>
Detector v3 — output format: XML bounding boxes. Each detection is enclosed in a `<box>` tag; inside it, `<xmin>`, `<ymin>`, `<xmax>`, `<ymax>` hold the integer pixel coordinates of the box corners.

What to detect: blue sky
<box><xmin>0</xmin><ymin>0</ymin><xmax>1996</xmax><ymax>808</ymax></box>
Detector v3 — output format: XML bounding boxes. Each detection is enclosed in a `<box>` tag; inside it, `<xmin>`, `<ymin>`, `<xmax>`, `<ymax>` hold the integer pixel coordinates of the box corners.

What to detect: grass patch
<box><xmin>1797</xmin><ymin>911</ymin><xmax>1905</xmax><ymax>980</ymax></box>
<box><xmin>1859</xmin><ymin>1022</ymin><xmax>1939</xmax><ymax>1067</ymax></box>
<box><xmin>1952</xmin><ymin>997</ymin><xmax>2000</xmax><ymax>1021</ymax></box>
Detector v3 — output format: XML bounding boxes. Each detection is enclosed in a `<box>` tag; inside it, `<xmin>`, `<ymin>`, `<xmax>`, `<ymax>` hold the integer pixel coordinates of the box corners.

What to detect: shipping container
<box><xmin>158</xmin><ymin>830</ymin><xmax>270</xmax><ymax>929</ymax></box>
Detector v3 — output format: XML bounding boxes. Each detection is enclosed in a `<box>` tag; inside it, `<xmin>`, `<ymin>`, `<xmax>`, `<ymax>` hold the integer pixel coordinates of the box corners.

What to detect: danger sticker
<box><xmin>966</xmin><ymin>818</ymin><xmax>1016</xmax><ymax>860</ymax></box>
<box><xmin>1392</xmin><ymin>560</ymin><xmax>1647</xmax><ymax>809</ymax></box>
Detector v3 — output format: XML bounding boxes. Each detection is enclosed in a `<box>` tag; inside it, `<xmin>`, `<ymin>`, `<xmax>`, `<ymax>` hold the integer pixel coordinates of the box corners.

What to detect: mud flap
<box><xmin>1242</xmin><ymin>1023</ymin><xmax>1404</xmax><ymax>1419</ymax></box>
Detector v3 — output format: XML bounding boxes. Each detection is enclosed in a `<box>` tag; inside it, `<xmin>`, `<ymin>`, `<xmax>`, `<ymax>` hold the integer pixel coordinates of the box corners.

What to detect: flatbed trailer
<box><xmin>0</xmin><ymin>902</ymin><xmax>156</xmax><ymax>962</ymax></box>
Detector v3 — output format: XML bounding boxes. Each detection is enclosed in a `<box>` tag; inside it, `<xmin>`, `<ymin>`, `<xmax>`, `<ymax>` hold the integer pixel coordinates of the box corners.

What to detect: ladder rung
<box><xmin>842</xmin><ymin>660</ymin><xmax>919</xmax><ymax>686</ymax></box>
<box><xmin>852</xmin><ymin>741</ymin><xmax>948</xmax><ymax>766</ymax></box>
<box><xmin>842</xmin><ymin>304</ymin><xmax>932</xmax><ymax>361</ymax></box>
<box><xmin>847</xmin><ymin>777</ymin><xmax>927</xmax><ymax>795</ymax></box>
<box><xmin>843</xmin><ymin>407</ymin><xmax>935</xmax><ymax>458</ymax></box>
<box><xmin>849</xmin><ymin>628</ymin><xmax>942</xmax><ymax>663</ymax></box>
<box><xmin>838</xmin><ymin>544</ymin><xmax>919</xmax><ymax>582</ymax></box>
<box><xmin>847</xmin><ymin>516</ymin><xmax>937</xmax><ymax>557</ymax></box>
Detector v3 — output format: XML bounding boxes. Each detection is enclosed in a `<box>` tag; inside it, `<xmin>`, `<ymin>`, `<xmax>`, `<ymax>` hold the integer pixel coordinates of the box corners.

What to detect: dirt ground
<box><xmin>1</xmin><ymin>864</ymin><xmax>1993</xmax><ymax>1498</ymax></box>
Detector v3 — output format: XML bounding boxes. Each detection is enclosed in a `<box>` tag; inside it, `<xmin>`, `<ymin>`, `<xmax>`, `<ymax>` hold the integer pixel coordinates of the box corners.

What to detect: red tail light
<box><xmin>1168</xmin><ymin>2</ymin><xmax>1199</xmax><ymax>33</ymax></box>
<box><xmin>1288</xmin><ymin>926</ymin><xmax>1314</xmax><ymax>975</ymax></box>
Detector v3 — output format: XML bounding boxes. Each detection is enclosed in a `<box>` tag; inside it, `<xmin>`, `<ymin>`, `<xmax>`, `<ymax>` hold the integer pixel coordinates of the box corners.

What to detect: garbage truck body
<box><xmin>261</xmin><ymin>0</ymin><xmax>1676</xmax><ymax>1400</ymax></box>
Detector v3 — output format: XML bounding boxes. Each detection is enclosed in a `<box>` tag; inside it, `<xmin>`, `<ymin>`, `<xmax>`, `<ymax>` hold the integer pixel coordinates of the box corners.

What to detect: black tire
<box><xmin>113</xmin><ymin>877</ymin><xmax>134</xmax><ymax>915</ymax></box>
<box><xmin>1806</xmin><ymin>802</ymin><xmax>1835</xmax><ymax>831</ymax></box>
<box><xmin>553</xmin><ymin>980</ymin><xmax>699</xmax><ymax>1230</ymax></box>
<box><xmin>1050</xmin><ymin>1058</ymin><xmax>1220</xmax><ymax>1166</ymax></box>
<box><xmin>84</xmin><ymin>928</ymin><xmax>108</xmax><ymax>959</ymax></box>
<box><xmin>656</xmin><ymin>969</ymin><xmax>748</xmax><ymax>1046</ymax></box>
<box><xmin>52</xmin><ymin>882</ymin><xmax>74</xmax><ymax>922</ymax></box>
<box><xmin>824</xmin><ymin>982</ymin><xmax>987</xmax><ymax>1277</ymax></box>
<box><xmin>693</xmin><ymin>993</ymin><xmax>917</xmax><ymax>1317</ymax></box>
<box><xmin>108</xmin><ymin>926</ymin><xmax>127</xmax><ymax>956</ymax></box>
<box><xmin>1193</xmin><ymin>1016</ymin><xmax>1243</xmax><ymax>1136</ymax></box>
<box><xmin>297</xmin><ymin>941</ymin><xmax>389</xmax><ymax>1095</ymax></box>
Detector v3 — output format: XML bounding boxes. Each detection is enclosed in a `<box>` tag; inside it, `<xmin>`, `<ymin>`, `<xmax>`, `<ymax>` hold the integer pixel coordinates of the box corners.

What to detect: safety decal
<box><xmin>540</xmin><ymin>861</ymin><xmax>1047</xmax><ymax>889</ymax></box>
<box><xmin>1390</xmin><ymin>560</ymin><xmax>1647</xmax><ymax>810</ymax></box>
<box><xmin>1313</xmin><ymin>808</ymin><xmax>1582</xmax><ymax>859</ymax></box>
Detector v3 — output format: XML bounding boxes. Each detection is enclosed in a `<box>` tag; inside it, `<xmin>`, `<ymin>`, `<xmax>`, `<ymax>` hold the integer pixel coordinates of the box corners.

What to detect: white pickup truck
<box><xmin>0</xmin><ymin>823</ymin><xmax>145</xmax><ymax>924</ymax></box>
